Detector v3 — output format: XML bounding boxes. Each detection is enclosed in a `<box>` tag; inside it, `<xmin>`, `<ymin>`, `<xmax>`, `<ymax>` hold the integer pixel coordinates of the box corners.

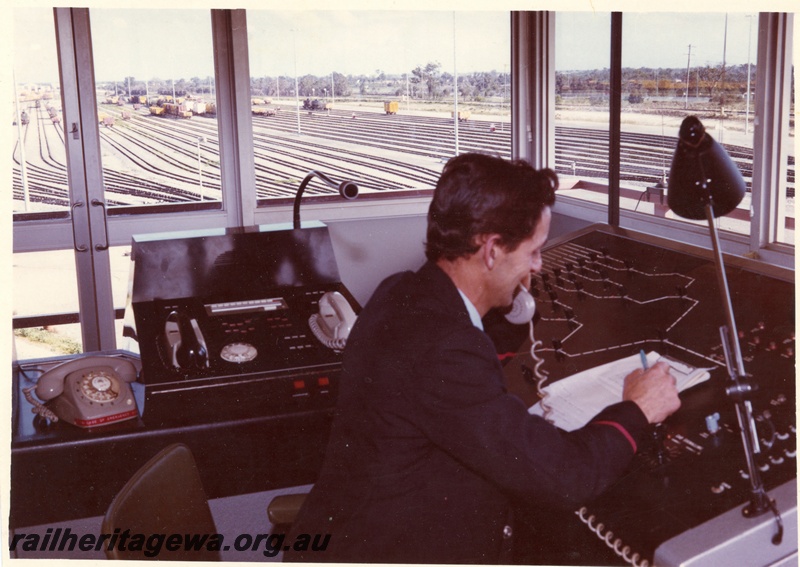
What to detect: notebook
<box><xmin>528</xmin><ymin>351</ymin><xmax>711</xmax><ymax>431</ymax></box>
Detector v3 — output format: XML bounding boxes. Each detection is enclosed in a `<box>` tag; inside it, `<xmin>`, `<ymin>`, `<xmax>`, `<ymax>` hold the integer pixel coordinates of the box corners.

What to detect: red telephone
<box><xmin>25</xmin><ymin>356</ymin><xmax>139</xmax><ymax>428</ymax></box>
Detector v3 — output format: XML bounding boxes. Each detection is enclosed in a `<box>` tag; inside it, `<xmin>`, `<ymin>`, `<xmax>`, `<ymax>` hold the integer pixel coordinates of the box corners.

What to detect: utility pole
<box><xmin>685</xmin><ymin>44</ymin><xmax>692</xmax><ymax>109</ymax></box>
<box><xmin>745</xmin><ymin>14</ymin><xmax>754</xmax><ymax>134</ymax></box>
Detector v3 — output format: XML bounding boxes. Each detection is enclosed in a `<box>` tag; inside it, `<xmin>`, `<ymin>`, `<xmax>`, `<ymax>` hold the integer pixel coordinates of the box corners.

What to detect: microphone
<box><xmin>293</xmin><ymin>170</ymin><xmax>359</xmax><ymax>229</ymax></box>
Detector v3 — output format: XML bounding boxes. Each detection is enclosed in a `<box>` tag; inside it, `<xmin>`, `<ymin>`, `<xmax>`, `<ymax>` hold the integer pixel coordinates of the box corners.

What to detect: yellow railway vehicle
<box><xmin>384</xmin><ymin>101</ymin><xmax>399</xmax><ymax>115</ymax></box>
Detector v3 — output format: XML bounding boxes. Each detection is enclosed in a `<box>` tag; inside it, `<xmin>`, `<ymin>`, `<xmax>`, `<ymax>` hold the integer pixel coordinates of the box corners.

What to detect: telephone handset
<box><xmin>309</xmin><ymin>291</ymin><xmax>358</xmax><ymax>352</ymax></box>
<box><xmin>162</xmin><ymin>311</ymin><xmax>210</xmax><ymax>370</ymax></box>
<box><xmin>507</xmin><ymin>283</ymin><xmax>554</xmax><ymax>423</ymax></box>
<box><xmin>505</xmin><ymin>285</ymin><xmax>537</xmax><ymax>325</ymax></box>
<box><xmin>24</xmin><ymin>356</ymin><xmax>139</xmax><ymax>428</ymax></box>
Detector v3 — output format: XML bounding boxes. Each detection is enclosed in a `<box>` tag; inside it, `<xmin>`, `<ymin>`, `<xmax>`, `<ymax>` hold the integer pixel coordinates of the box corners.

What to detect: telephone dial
<box><xmin>23</xmin><ymin>356</ymin><xmax>139</xmax><ymax>428</ymax></box>
<box><xmin>308</xmin><ymin>291</ymin><xmax>358</xmax><ymax>352</ymax></box>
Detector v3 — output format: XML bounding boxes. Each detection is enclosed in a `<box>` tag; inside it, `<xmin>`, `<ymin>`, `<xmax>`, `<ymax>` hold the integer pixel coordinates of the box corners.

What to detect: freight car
<box><xmin>302</xmin><ymin>98</ymin><xmax>331</xmax><ymax>111</ymax></box>
<box><xmin>384</xmin><ymin>101</ymin><xmax>399</xmax><ymax>115</ymax></box>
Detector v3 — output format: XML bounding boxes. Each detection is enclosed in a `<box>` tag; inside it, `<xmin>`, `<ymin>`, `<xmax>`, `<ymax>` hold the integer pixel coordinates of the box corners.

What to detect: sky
<box><xmin>9</xmin><ymin>5</ymin><xmax>782</xmax><ymax>86</ymax></box>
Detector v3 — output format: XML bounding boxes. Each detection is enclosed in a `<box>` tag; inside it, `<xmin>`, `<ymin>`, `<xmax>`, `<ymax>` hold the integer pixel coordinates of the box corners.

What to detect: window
<box><xmin>554</xmin><ymin>12</ymin><xmax>611</xmax><ymax>203</ymax></box>
<box><xmin>620</xmin><ymin>13</ymin><xmax>759</xmax><ymax>236</ymax></box>
<box><xmin>11</xmin><ymin>9</ymin><xmax>793</xmax><ymax>358</ymax></box>
<box><xmin>12</xmin><ymin>8</ymin><xmax>227</xmax><ymax>357</ymax></box>
<box><xmin>12</xmin><ymin>8</ymin><xmax>65</xmax><ymax>217</ymax></box>
<box><xmin>554</xmin><ymin>11</ymin><xmax>794</xmax><ymax>258</ymax></box>
<box><xmin>245</xmin><ymin>10</ymin><xmax>511</xmax><ymax>203</ymax></box>
<box><xmin>89</xmin><ymin>9</ymin><xmax>221</xmax><ymax>212</ymax></box>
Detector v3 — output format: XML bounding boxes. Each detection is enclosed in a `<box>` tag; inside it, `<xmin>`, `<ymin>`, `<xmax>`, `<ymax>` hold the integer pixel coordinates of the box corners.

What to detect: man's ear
<box><xmin>481</xmin><ymin>234</ymin><xmax>502</xmax><ymax>269</ymax></box>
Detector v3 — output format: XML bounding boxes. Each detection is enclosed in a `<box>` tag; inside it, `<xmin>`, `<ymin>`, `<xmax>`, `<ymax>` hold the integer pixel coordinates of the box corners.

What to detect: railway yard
<box><xmin>11</xmin><ymin>97</ymin><xmax>795</xmax><ymax>214</ymax></box>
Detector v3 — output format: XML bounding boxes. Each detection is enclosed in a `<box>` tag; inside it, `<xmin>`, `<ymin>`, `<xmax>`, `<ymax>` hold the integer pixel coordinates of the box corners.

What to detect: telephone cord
<box><xmin>22</xmin><ymin>385</ymin><xmax>59</xmax><ymax>423</ymax></box>
<box><xmin>528</xmin><ymin>320</ymin><xmax>554</xmax><ymax>424</ymax></box>
<box><xmin>576</xmin><ymin>507</ymin><xmax>650</xmax><ymax>567</ymax></box>
<box><xmin>308</xmin><ymin>313</ymin><xmax>347</xmax><ymax>352</ymax></box>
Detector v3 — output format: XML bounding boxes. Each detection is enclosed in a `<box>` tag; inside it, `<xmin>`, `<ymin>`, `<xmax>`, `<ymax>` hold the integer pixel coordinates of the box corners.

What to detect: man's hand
<box><xmin>622</xmin><ymin>362</ymin><xmax>681</xmax><ymax>424</ymax></box>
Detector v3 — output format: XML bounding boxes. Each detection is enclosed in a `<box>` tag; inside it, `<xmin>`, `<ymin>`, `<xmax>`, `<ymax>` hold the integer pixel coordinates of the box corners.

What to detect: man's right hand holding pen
<box><xmin>623</xmin><ymin>355</ymin><xmax>681</xmax><ymax>424</ymax></box>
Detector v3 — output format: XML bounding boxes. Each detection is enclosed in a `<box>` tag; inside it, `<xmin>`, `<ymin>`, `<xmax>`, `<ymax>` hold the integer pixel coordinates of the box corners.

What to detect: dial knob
<box><xmin>220</xmin><ymin>342</ymin><xmax>258</xmax><ymax>363</ymax></box>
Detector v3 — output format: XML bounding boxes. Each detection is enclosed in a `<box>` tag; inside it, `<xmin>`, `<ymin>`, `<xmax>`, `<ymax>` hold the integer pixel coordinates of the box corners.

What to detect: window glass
<box><xmin>554</xmin><ymin>12</ymin><xmax>611</xmax><ymax>205</ymax></box>
<box><xmin>13</xmin><ymin>250</ymin><xmax>82</xmax><ymax>358</ymax></box>
<box><xmin>12</xmin><ymin>8</ymin><xmax>66</xmax><ymax>216</ymax></box>
<box><xmin>12</xmin><ymin>246</ymin><xmax>134</xmax><ymax>358</ymax></box>
<box><xmin>246</xmin><ymin>11</ymin><xmax>511</xmax><ymax>202</ymax></box>
<box><xmin>777</xmin><ymin>37</ymin><xmax>794</xmax><ymax>246</ymax></box>
<box><xmin>89</xmin><ymin>9</ymin><xmax>221</xmax><ymax>211</ymax></box>
<box><xmin>620</xmin><ymin>13</ymin><xmax>760</xmax><ymax>236</ymax></box>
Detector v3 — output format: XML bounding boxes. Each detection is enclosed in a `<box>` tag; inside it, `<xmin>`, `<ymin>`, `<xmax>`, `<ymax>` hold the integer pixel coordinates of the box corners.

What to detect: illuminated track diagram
<box><xmin>532</xmin><ymin>241</ymin><xmax>722</xmax><ymax>368</ymax></box>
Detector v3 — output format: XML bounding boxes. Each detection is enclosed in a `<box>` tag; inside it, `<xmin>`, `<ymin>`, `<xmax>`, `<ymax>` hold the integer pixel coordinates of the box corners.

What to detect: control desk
<box><xmin>502</xmin><ymin>225</ymin><xmax>796</xmax><ymax>567</ymax></box>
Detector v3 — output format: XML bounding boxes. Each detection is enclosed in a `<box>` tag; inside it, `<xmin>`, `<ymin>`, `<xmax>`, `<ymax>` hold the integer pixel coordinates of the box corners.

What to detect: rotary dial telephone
<box><xmin>24</xmin><ymin>356</ymin><xmax>139</xmax><ymax>428</ymax></box>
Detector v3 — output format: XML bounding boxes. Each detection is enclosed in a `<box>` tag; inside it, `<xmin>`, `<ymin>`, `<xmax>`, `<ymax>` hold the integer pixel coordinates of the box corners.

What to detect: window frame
<box><xmin>11</xmin><ymin>9</ymin><xmax>794</xmax><ymax>355</ymax></box>
<box><xmin>546</xmin><ymin>11</ymin><xmax>795</xmax><ymax>271</ymax></box>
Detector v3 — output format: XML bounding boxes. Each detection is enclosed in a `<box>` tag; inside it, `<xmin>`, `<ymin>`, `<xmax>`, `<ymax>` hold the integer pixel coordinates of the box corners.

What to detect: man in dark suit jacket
<box><xmin>285</xmin><ymin>153</ymin><xmax>680</xmax><ymax>564</ymax></box>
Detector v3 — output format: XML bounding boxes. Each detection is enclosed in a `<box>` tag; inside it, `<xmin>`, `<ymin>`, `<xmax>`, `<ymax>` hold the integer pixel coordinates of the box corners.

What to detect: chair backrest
<box><xmin>101</xmin><ymin>443</ymin><xmax>221</xmax><ymax>561</ymax></box>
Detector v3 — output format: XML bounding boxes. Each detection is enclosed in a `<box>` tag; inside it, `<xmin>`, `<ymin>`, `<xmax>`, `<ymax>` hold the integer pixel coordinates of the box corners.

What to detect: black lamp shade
<box><xmin>667</xmin><ymin>116</ymin><xmax>746</xmax><ymax>220</ymax></box>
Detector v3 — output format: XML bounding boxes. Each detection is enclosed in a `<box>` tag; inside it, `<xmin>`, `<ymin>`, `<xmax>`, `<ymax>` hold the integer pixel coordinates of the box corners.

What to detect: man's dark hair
<box><xmin>425</xmin><ymin>153</ymin><xmax>558</xmax><ymax>262</ymax></box>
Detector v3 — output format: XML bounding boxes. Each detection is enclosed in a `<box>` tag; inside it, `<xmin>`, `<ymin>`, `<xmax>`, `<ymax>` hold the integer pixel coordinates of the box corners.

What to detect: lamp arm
<box><xmin>705</xmin><ymin>204</ymin><xmax>746</xmax><ymax>377</ymax></box>
<box><xmin>705</xmin><ymin>204</ymin><xmax>778</xmax><ymax>528</ymax></box>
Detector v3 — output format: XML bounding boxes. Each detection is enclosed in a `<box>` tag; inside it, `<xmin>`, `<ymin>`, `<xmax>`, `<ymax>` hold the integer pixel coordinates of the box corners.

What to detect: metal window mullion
<box><xmin>608</xmin><ymin>13</ymin><xmax>622</xmax><ymax>227</ymax></box>
<box><xmin>750</xmin><ymin>13</ymin><xmax>793</xmax><ymax>251</ymax></box>
<box><xmin>55</xmin><ymin>8</ymin><xmax>117</xmax><ymax>351</ymax></box>
<box><xmin>211</xmin><ymin>9</ymin><xmax>257</xmax><ymax>228</ymax></box>
<box><xmin>512</xmin><ymin>11</ymin><xmax>555</xmax><ymax>169</ymax></box>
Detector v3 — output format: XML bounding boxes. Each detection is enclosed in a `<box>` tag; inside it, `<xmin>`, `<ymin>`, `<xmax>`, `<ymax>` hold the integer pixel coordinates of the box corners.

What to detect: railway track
<box><xmin>11</xmin><ymin>101</ymin><xmax>795</xmax><ymax>210</ymax></box>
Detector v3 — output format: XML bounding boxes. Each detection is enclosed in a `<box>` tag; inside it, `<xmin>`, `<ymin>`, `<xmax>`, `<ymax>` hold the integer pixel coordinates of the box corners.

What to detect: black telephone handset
<box><xmin>162</xmin><ymin>311</ymin><xmax>210</xmax><ymax>371</ymax></box>
<box><xmin>24</xmin><ymin>356</ymin><xmax>139</xmax><ymax>428</ymax></box>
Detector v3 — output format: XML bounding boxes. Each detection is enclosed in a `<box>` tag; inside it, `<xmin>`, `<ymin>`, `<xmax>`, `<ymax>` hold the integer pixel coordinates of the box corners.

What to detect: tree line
<box><xmin>101</xmin><ymin>61</ymin><xmax>763</xmax><ymax>106</ymax></box>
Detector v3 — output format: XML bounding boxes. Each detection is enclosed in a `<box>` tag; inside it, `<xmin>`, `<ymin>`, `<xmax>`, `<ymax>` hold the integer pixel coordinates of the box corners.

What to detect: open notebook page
<box><xmin>528</xmin><ymin>351</ymin><xmax>710</xmax><ymax>432</ymax></box>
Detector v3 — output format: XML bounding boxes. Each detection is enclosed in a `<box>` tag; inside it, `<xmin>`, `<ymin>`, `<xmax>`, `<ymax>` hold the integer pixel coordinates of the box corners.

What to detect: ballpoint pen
<box><xmin>639</xmin><ymin>349</ymin><xmax>649</xmax><ymax>370</ymax></box>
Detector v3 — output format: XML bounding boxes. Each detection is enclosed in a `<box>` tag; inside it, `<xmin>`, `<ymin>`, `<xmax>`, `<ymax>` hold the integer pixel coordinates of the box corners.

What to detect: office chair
<box><xmin>101</xmin><ymin>443</ymin><xmax>221</xmax><ymax>561</ymax></box>
<box><xmin>267</xmin><ymin>492</ymin><xmax>308</xmax><ymax>532</ymax></box>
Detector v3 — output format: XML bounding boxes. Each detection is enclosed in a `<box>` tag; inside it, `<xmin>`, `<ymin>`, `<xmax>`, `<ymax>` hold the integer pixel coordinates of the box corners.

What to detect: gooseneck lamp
<box><xmin>667</xmin><ymin>116</ymin><xmax>782</xmax><ymax>543</ymax></box>
<box><xmin>293</xmin><ymin>171</ymin><xmax>359</xmax><ymax>229</ymax></box>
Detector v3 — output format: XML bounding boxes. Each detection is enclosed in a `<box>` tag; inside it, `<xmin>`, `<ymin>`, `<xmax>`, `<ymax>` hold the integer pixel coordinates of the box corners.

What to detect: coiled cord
<box><xmin>308</xmin><ymin>313</ymin><xmax>348</xmax><ymax>352</ymax></box>
<box><xmin>576</xmin><ymin>507</ymin><xmax>650</xmax><ymax>567</ymax></box>
<box><xmin>22</xmin><ymin>385</ymin><xmax>59</xmax><ymax>423</ymax></box>
<box><xmin>528</xmin><ymin>320</ymin><xmax>553</xmax><ymax>423</ymax></box>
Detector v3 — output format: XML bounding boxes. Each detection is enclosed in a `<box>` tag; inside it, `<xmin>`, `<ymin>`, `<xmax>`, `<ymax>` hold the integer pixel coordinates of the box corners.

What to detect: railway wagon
<box><xmin>302</xmin><ymin>98</ymin><xmax>331</xmax><ymax>111</ymax></box>
<box><xmin>98</xmin><ymin>113</ymin><xmax>115</xmax><ymax>127</ymax></box>
<box><xmin>252</xmin><ymin>107</ymin><xmax>276</xmax><ymax>116</ymax></box>
<box><xmin>384</xmin><ymin>101</ymin><xmax>399</xmax><ymax>115</ymax></box>
<box><xmin>163</xmin><ymin>103</ymin><xmax>193</xmax><ymax>118</ymax></box>
<box><xmin>184</xmin><ymin>100</ymin><xmax>207</xmax><ymax>115</ymax></box>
